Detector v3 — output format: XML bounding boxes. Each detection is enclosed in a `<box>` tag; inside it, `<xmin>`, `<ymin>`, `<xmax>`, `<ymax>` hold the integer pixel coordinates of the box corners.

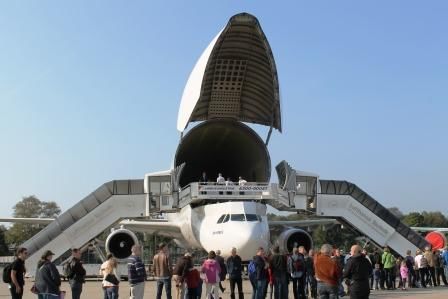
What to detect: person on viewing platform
<box><xmin>199</xmin><ymin>171</ymin><xmax>208</xmax><ymax>183</ymax></box>
<box><xmin>226</xmin><ymin>178</ymin><xmax>234</xmax><ymax>186</ymax></box>
<box><xmin>217</xmin><ymin>173</ymin><xmax>225</xmax><ymax>185</ymax></box>
<box><xmin>238</xmin><ymin>176</ymin><xmax>247</xmax><ymax>186</ymax></box>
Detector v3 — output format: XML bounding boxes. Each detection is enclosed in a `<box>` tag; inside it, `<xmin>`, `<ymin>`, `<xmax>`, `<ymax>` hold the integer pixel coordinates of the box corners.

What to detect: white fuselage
<box><xmin>167</xmin><ymin>201</ymin><xmax>270</xmax><ymax>261</ymax></box>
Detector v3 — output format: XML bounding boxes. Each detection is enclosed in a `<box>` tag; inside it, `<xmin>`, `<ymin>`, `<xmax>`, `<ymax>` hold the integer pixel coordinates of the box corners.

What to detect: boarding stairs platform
<box><xmin>273</xmin><ymin>160</ymin><xmax>430</xmax><ymax>256</ymax></box>
<box><xmin>20</xmin><ymin>180</ymin><xmax>146</xmax><ymax>275</ymax></box>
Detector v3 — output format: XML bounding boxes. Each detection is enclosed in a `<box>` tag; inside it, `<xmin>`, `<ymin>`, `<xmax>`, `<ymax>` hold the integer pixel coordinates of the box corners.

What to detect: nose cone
<box><xmin>229</xmin><ymin>221</ymin><xmax>269</xmax><ymax>261</ymax></box>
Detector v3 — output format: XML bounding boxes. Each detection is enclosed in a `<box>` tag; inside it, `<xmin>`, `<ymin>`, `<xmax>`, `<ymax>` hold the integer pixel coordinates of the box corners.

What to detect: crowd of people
<box><xmin>6</xmin><ymin>244</ymin><xmax>448</xmax><ymax>299</ymax></box>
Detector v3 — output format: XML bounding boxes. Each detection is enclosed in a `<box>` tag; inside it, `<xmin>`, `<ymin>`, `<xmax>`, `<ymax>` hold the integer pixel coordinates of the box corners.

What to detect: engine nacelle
<box><xmin>276</xmin><ymin>228</ymin><xmax>313</xmax><ymax>253</ymax></box>
<box><xmin>105</xmin><ymin>228</ymin><xmax>139</xmax><ymax>259</ymax></box>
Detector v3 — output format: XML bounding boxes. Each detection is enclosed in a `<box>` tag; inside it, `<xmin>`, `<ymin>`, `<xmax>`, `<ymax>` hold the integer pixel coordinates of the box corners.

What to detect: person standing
<box><xmin>100</xmin><ymin>254</ymin><xmax>114</xmax><ymax>299</ymax></box>
<box><xmin>288</xmin><ymin>247</ymin><xmax>306</xmax><ymax>299</ymax></box>
<box><xmin>35</xmin><ymin>250</ymin><xmax>62</xmax><ymax>299</ymax></box>
<box><xmin>238</xmin><ymin>177</ymin><xmax>247</xmax><ymax>186</ymax></box>
<box><xmin>270</xmin><ymin>246</ymin><xmax>288</xmax><ymax>299</ymax></box>
<box><xmin>253</xmin><ymin>247</ymin><xmax>267</xmax><ymax>299</ymax></box>
<box><xmin>226</xmin><ymin>247</ymin><xmax>244</xmax><ymax>299</ymax></box>
<box><xmin>382</xmin><ymin>247</ymin><xmax>395</xmax><ymax>289</ymax></box>
<box><xmin>173</xmin><ymin>252</ymin><xmax>193</xmax><ymax>299</ymax></box>
<box><xmin>201</xmin><ymin>251</ymin><xmax>221</xmax><ymax>299</ymax></box>
<box><xmin>9</xmin><ymin>247</ymin><xmax>28</xmax><ymax>299</ymax></box>
<box><xmin>128</xmin><ymin>245</ymin><xmax>146</xmax><ymax>299</ymax></box>
<box><xmin>314</xmin><ymin>244</ymin><xmax>340</xmax><ymax>299</ymax></box>
<box><xmin>215</xmin><ymin>250</ymin><xmax>227</xmax><ymax>293</ymax></box>
<box><xmin>66</xmin><ymin>248</ymin><xmax>86</xmax><ymax>299</ymax></box>
<box><xmin>102</xmin><ymin>257</ymin><xmax>119</xmax><ymax>299</ymax></box>
<box><xmin>216</xmin><ymin>173</ymin><xmax>225</xmax><ymax>185</ymax></box>
<box><xmin>415</xmin><ymin>249</ymin><xmax>427</xmax><ymax>288</ymax></box>
<box><xmin>199</xmin><ymin>172</ymin><xmax>208</xmax><ymax>183</ymax></box>
<box><xmin>404</xmin><ymin>250</ymin><xmax>416</xmax><ymax>287</ymax></box>
<box><xmin>343</xmin><ymin>245</ymin><xmax>372</xmax><ymax>299</ymax></box>
<box><xmin>400</xmin><ymin>260</ymin><xmax>409</xmax><ymax>290</ymax></box>
<box><xmin>424</xmin><ymin>246</ymin><xmax>437</xmax><ymax>287</ymax></box>
<box><xmin>153</xmin><ymin>243</ymin><xmax>172</xmax><ymax>299</ymax></box>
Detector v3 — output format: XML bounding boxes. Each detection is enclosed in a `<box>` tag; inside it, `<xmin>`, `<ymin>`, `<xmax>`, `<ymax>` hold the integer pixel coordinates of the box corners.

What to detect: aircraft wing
<box><xmin>410</xmin><ymin>227</ymin><xmax>448</xmax><ymax>232</ymax></box>
<box><xmin>0</xmin><ymin>217</ymin><xmax>54</xmax><ymax>224</ymax></box>
<box><xmin>268</xmin><ymin>218</ymin><xmax>338</xmax><ymax>227</ymax></box>
<box><xmin>118</xmin><ymin>219</ymin><xmax>183</xmax><ymax>239</ymax></box>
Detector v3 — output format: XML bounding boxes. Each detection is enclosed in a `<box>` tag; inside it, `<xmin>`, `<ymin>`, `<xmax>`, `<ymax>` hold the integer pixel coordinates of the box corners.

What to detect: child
<box><xmin>185</xmin><ymin>267</ymin><xmax>201</xmax><ymax>299</ymax></box>
<box><xmin>400</xmin><ymin>260</ymin><xmax>409</xmax><ymax>290</ymax></box>
<box><xmin>373</xmin><ymin>263</ymin><xmax>381</xmax><ymax>290</ymax></box>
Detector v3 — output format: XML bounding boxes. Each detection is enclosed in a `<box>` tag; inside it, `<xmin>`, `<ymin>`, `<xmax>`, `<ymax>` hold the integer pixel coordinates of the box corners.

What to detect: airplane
<box><xmin>0</xmin><ymin>13</ymin><xmax>336</xmax><ymax>264</ymax></box>
<box><xmin>410</xmin><ymin>227</ymin><xmax>448</xmax><ymax>250</ymax></box>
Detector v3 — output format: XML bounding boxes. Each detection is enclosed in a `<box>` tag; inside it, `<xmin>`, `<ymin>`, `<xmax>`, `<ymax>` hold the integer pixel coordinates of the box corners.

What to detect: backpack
<box><xmin>63</xmin><ymin>259</ymin><xmax>74</xmax><ymax>279</ymax></box>
<box><xmin>248</xmin><ymin>260</ymin><xmax>257</xmax><ymax>280</ymax></box>
<box><xmin>2</xmin><ymin>263</ymin><xmax>12</xmax><ymax>283</ymax></box>
<box><xmin>293</xmin><ymin>256</ymin><xmax>304</xmax><ymax>272</ymax></box>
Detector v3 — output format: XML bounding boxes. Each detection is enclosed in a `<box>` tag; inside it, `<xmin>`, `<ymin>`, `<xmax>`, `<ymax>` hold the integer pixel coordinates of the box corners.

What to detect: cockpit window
<box><xmin>217</xmin><ymin>214</ymin><xmax>226</xmax><ymax>224</ymax></box>
<box><xmin>223</xmin><ymin>214</ymin><xmax>230</xmax><ymax>223</ymax></box>
<box><xmin>246</xmin><ymin>214</ymin><xmax>259</xmax><ymax>222</ymax></box>
<box><xmin>230</xmin><ymin>214</ymin><xmax>245</xmax><ymax>221</ymax></box>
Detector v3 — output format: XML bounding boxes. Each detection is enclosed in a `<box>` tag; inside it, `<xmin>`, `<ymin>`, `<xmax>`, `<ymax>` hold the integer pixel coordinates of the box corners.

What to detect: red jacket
<box><xmin>314</xmin><ymin>253</ymin><xmax>340</xmax><ymax>286</ymax></box>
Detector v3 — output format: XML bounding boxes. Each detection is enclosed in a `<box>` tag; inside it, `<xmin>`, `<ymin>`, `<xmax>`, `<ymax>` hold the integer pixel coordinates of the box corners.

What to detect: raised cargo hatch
<box><xmin>177</xmin><ymin>13</ymin><xmax>281</xmax><ymax>132</ymax></box>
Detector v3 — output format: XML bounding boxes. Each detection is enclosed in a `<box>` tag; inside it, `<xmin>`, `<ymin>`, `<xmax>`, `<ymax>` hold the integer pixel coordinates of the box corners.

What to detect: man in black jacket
<box><xmin>67</xmin><ymin>248</ymin><xmax>86</xmax><ymax>299</ymax></box>
<box><xmin>10</xmin><ymin>247</ymin><xmax>28</xmax><ymax>299</ymax></box>
<box><xmin>343</xmin><ymin>245</ymin><xmax>372</xmax><ymax>299</ymax></box>
<box><xmin>226</xmin><ymin>247</ymin><xmax>243</xmax><ymax>299</ymax></box>
<box><xmin>270</xmin><ymin>245</ymin><xmax>288</xmax><ymax>299</ymax></box>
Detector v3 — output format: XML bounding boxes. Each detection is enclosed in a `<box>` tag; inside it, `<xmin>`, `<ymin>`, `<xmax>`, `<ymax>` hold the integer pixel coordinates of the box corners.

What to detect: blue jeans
<box><xmin>255</xmin><ymin>279</ymin><xmax>267</xmax><ymax>299</ymax></box>
<box><xmin>157</xmin><ymin>278</ymin><xmax>172</xmax><ymax>299</ymax></box>
<box><xmin>317</xmin><ymin>281</ymin><xmax>338</xmax><ymax>299</ymax></box>
<box><xmin>70</xmin><ymin>280</ymin><xmax>83</xmax><ymax>299</ymax></box>
<box><xmin>106</xmin><ymin>286</ymin><xmax>119</xmax><ymax>299</ymax></box>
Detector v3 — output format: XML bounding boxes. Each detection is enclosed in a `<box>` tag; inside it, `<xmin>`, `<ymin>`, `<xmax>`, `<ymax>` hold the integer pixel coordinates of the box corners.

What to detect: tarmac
<box><xmin>1</xmin><ymin>278</ymin><xmax>448</xmax><ymax>299</ymax></box>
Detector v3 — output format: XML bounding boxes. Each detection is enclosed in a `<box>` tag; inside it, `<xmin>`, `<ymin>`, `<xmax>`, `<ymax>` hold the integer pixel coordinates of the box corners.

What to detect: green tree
<box><xmin>421</xmin><ymin>211</ymin><xmax>448</xmax><ymax>227</ymax></box>
<box><xmin>5</xmin><ymin>195</ymin><xmax>61</xmax><ymax>246</ymax></box>
<box><xmin>402</xmin><ymin>212</ymin><xmax>425</xmax><ymax>227</ymax></box>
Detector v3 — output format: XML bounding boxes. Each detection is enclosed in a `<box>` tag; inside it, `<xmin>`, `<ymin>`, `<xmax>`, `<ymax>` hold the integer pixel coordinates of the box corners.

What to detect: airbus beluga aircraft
<box><xmin>106</xmin><ymin>12</ymin><xmax>328</xmax><ymax>261</ymax></box>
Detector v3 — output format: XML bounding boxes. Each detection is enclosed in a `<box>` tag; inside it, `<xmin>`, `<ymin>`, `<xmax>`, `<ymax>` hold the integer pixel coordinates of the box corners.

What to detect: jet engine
<box><xmin>105</xmin><ymin>228</ymin><xmax>139</xmax><ymax>259</ymax></box>
<box><xmin>276</xmin><ymin>228</ymin><xmax>313</xmax><ymax>253</ymax></box>
<box><xmin>175</xmin><ymin>119</ymin><xmax>271</xmax><ymax>187</ymax></box>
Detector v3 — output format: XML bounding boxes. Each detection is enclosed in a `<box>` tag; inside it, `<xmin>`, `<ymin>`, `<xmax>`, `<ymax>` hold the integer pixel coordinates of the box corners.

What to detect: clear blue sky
<box><xmin>1</xmin><ymin>1</ymin><xmax>447</xmax><ymax>216</ymax></box>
